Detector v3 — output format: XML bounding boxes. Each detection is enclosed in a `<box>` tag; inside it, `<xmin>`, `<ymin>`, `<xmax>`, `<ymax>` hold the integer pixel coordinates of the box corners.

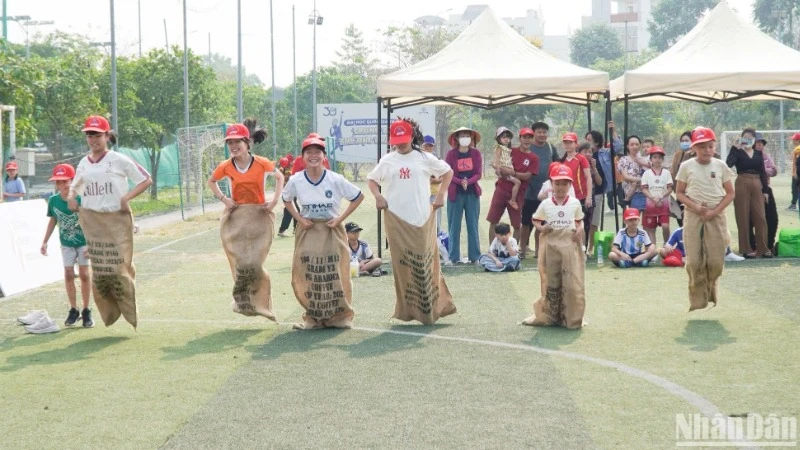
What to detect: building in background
<box><xmin>582</xmin><ymin>0</ymin><xmax>660</xmax><ymax>53</ymax></box>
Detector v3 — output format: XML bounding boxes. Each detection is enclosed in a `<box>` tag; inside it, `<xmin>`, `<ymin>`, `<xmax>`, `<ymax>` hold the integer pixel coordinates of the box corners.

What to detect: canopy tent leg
<box><xmin>376</xmin><ymin>97</ymin><xmax>383</xmax><ymax>259</ymax></box>
<box><xmin>606</xmin><ymin>91</ymin><xmax>619</xmax><ymax>232</ymax></box>
<box><xmin>385</xmin><ymin>100</ymin><xmax>392</xmax><ymax>251</ymax></box>
<box><xmin>586</xmin><ymin>93</ymin><xmax>592</xmax><ymax>131</ymax></box>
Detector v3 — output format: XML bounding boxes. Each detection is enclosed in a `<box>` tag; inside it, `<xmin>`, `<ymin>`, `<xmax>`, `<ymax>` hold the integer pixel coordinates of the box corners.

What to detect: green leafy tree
<box><xmin>648</xmin><ymin>0</ymin><xmax>718</xmax><ymax>51</ymax></box>
<box><xmin>570</xmin><ymin>24</ymin><xmax>624</xmax><ymax>68</ymax></box>
<box><xmin>207</xmin><ymin>52</ymin><xmax>263</xmax><ymax>86</ymax></box>
<box><xmin>754</xmin><ymin>0</ymin><xmax>800</xmax><ymax>49</ymax></box>
<box><xmin>0</xmin><ymin>47</ymin><xmax>40</xmax><ymax>151</ymax></box>
<box><xmin>335</xmin><ymin>24</ymin><xmax>377</xmax><ymax>79</ymax></box>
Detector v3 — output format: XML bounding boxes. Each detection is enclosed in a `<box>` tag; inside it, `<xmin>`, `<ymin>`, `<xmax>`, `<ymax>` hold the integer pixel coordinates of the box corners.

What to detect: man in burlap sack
<box><xmin>675</xmin><ymin>127</ymin><xmax>735</xmax><ymax>311</ymax></box>
<box><xmin>68</xmin><ymin>115</ymin><xmax>152</xmax><ymax>328</ymax></box>
<box><xmin>367</xmin><ymin>118</ymin><xmax>456</xmax><ymax>325</ymax></box>
<box><xmin>283</xmin><ymin>135</ymin><xmax>364</xmax><ymax>329</ymax></box>
<box><xmin>208</xmin><ymin>120</ymin><xmax>284</xmax><ymax>320</ymax></box>
<box><xmin>523</xmin><ymin>163</ymin><xmax>586</xmax><ymax>329</ymax></box>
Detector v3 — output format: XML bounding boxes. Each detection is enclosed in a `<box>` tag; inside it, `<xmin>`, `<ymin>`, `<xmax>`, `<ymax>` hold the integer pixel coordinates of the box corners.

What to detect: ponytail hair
<box><xmin>397</xmin><ymin>116</ymin><xmax>424</xmax><ymax>152</ymax></box>
<box><xmin>244</xmin><ymin>117</ymin><xmax>268</xmax><ymax>145</ymax></box>
<box><xmin>107</xmin><ymin>130</ymin><xmax>118</xmax><ymax>147</ymax></box>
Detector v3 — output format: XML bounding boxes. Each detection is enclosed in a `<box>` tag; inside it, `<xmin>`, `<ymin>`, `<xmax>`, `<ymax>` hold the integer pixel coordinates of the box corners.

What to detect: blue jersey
<box><xmin>667</xmin><ymin>228</ymin><xmax>685</xmax><ymax>256</ymax></box>
<box><xmin>613</xmin><ymin>227</ymin><xmax>652</xmax><ymax>255</ymax></box>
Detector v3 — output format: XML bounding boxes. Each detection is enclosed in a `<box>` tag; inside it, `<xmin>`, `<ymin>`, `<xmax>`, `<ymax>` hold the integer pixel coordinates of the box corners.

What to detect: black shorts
<box><xmin>522</xmin><ymin>198</ymin><xmax>541</xmax><ymax>228</ymax></box>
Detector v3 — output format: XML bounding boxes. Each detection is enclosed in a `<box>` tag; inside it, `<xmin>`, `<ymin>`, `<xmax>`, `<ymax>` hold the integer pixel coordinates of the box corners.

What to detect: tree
<box><xmin>207</xmin><ymin>52</ymin><xmax>263</xmax><ymax>86</ymax></box>
<box><xmin>754</xmin><ymin>0</ymin><xmax>800</xmax><ymax>49</ymax></box>
<box><xmin>648</xmin><ymin>0</ymin><xmax>718</xmax><ymax>52</ymax></box>
<box><xmin>334</xmin><ymin>24</ymin><xmax>376</xmax><ymax>79</ymax></box>
<box><xmin>0</xmin><ymin>47</ymin><xmax>40</xmax><ymax>149</ymax></box>
<box><xmin>381</xmin><ymin>24</ymin><xmax>458</xmax><ymax>69</ymax></box>
<box><xmin>569</xmin><ymin>24</ymin><xmax>624</xmax><ymax>68</ymax></box>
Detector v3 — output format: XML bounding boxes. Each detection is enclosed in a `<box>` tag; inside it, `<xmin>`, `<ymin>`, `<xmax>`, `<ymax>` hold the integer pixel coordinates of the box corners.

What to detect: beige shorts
<box><xmin>591</xmin><ymin>194</ymin><xmax>604</xmax><ymax>226</ymax></box>
<box><xmin>61</xmin><ymin>246</ymin><xmax>90</xmax><ymax>267</ymax></box>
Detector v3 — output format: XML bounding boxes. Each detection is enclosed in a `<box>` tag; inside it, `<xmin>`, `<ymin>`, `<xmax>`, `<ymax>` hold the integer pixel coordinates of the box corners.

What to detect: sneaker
<box><xmin>277</xmin><ymin>231</ymin><xmax>288</xmax><ymax>238</ymax></box>
<box><xmin>24</xmin><ymin>316</ymin><xmax>59</xmax><ymax>334</ymax></box>
<box><xmin>371</xmin><ymin>270</ymin><xmax>382</xmax><ymax>277</ymax></box>
<box><xmin>787</xmin><ymin>205</ymin><xmax>797</xmax><ymax>211</ymax></box>
<box><xmin>652</xmin><ymin>254</ymin><xmax>661</xmax><ymax>263</ymax></box>
<box><xmin>17</xmin><ymin>310</ymin><xmax>48</xmax><ymax>325</ymax></box>
<box><xmin>725</xmin><ymin>252</ymin><xmax>746</xmax><ymax>262</ymax></box>
<box><xmin>81</xmin><ymin>308</ymin><xmax>95</xmax><ymax>328</ymax></box>
<box><xmin>620</xmin><ymin>260</ymin><xmax>633</xmax><ymax>268</ymax></box>
<box><xmin>65</xmin><ymin>308</ymin><xmax>81</xmax><ymax>326</ymax></box>
<box><xmin>639</xmin><ymin>259</ymin><xmax>650</xmax><ymax>267</ymax></box>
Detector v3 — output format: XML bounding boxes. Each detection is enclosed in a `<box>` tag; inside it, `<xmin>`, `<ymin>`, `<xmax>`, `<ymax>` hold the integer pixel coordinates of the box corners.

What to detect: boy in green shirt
<box><xmin>41</xmin><ymin>164</ymin><xmax>94</xmax><ymax>328</ymax></box>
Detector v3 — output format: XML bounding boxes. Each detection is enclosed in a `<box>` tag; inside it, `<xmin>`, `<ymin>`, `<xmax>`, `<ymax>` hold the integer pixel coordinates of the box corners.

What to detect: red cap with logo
<box><xmin>691</xmin><ymin>127</ymin><xmax>716</xmax><ymax>145</ymax></box>
<box><xmin>81</xmin><ymin>115</ymin><xmax>110</xmax><ymax>133</ymax></box>
<box><xmin>225</xmin><ymin>123</ymin><xmax>250</xmax><ymax>141</ymax></box>
<box><xmin>623</xmin><ymin>208</ymin><xmax>640</xmax><ymax>220</ymax></box>
<box><xmin>389</xmin><ymin>120</ymin><xmax>413</xmax><ymax>145</ymax></box>
<box><xmin>648</xmin><ymin>146</ymin><xmax>665</xmax><ymax>155</ymax></box>
<box><xmin>5</xmin><ymin>161</ymin><xmax>18</xmax><ymax>171</ymax></box>
<box><xmin>49</xmin><ymin>163</ymin><xmax>76</xmax><ymax>181</ymax></box>
<box><xmin>549</xmin><ymin>163</ymin><xmax>573</xmax><ymax>182</ymax></box>
<box><xmin>518</xmin><ymin>127</ymin><xmax>534</xmax><ymax>137</ymax></box>
<box><xmin>302</xmin><ymin>137</ymin><xmax>326</xmax><ymax>153</ymax></box>
<box><xmin>561</xmin><ymin>132</ymin><xmax>578</xmax><ymax>142</ymax></box>
<box><xmin>279</xmin><ymin>157</ymin><xmax>290</xmax><ymax>168</ymax></box>
<box><xmin>307</xmin><ymin>132</ymin><xmax>323</xmax><ymax>140</ymax></box>
<box><xmin>790</xmin><ymin>132</ymin><xmax>800</xmax><ymax>141</ymax></box>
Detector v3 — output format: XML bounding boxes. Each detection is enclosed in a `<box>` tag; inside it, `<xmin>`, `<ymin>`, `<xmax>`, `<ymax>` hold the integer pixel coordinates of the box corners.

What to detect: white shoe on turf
<box><xmin>724</xmin><ymin>252</ymin><xmax>746</xmax><ymax>262</ymax></box>
<box><xmin>24</xmin><ymin>316</ymin><xmax>60</xmax><ymax>334</ymax></box>
<box><xmin>17</xmin><ymin>310</ymin><xmax>48</xmax><ymax>325</ymax></box>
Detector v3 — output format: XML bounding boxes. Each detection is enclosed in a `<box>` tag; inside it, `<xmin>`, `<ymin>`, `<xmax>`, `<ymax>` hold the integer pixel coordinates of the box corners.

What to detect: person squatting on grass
<box><xmin>345</xmin><ymin>222</ymin><xmax>383</xmax><ymax>277</ymax></box>
<box><xmin>640</xmin><ymin>146</ymin><xmax>673</xmax><ymax>247</ymax></box>
<box><xmin>208</xmin><ymin>120</ymin><xmax>284</xmax><ymax>321</ymax></box>
<box><xmin>69</xmin><ymin>115</ymin><xmax>152</xmax><ymax>328</ymax></box>
<box><xmin>283</xmin><ymin>135</ymin><xmax>362</xmax><ymax>329</ymax></box>
<box><xmin>658</xmin><ymin>227</ymin><xmax>686</xmax><ymax>267</ymax></box>
<box><xmin>608</xmin><ymin>208</ymin><xmax>657</xmax><ymax>268</ymax></box>
<box><xmin>368</xmin><ymin>118</ymin><xmax>457</xmax><ymax>325</ymax></box>
<box><xmin>42</xmin><ymin>164</ymin><xmax>93</xmax><ymax>328</ymax></box>
<box><xmin>478</xmin><ymin>222</ymin><xmax>521</xmax><ymax>272</ymax></box>
<box><xmin>675</xmin><ymin>127</ymin><xmax>735</xmax><ymax>311</ymax></box>
<box><xmin>522</xmin><ymin>163</ymin><xmax>585</xmax><ymax>329</ymax></box>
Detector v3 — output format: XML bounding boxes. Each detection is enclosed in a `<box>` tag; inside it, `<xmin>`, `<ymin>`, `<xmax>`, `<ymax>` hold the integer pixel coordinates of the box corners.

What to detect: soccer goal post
<box><xmin>176</xmin><ymin>123</ymin><xmax>229</xmax><ymax>220</ymax></box>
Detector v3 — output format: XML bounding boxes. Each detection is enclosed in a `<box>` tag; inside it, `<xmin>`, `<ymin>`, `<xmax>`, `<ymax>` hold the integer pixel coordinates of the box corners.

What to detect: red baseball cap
<box><xmin>5</xmin><ymin>161</ymin><xmax>18</xmax><ymax>171</ymax></box>
<box><xmin>225</xmin><ymin>123</ymin><xmax>250</xmax><ymax>141</ymax></box>
<box><xmin>81</xmin><ymin>115</ymin><xmax>110</xmax><ymax>133</ymax></box>
<box><xmin>307</xmin><ymin>132</ymin><xmax>323</xmax><ymax>140</ymax></box>
<box><xmin>549</xmin><ymin>163</ymin><xmax>573</xmax><ymax>182</ymax></box>
<box><xmin>389</xmin><ymin>120</ymin><xmax>413</xmax><ymax>145</ymax></box>
<box><xmin>279</xmin><ymin>157</ymin><xmax>290</xmax><ymax>168</ymax></box>
<box><xmin>691</xmin><ymin>127</ymin><xmax>716</xmax><ymax>145</ymax></box>
<box><xmin>518</xmin><ymin>127</ymin><xmax>534</xmax><ymax>137</ymax></box>
<box><xmin>623</xmin><ymin>208</ymin><xmax>640</xmax><ymax>220</ymax></box>
<box><xmin>562</xmin><ymin>132</ymin><xmax>579</xmax><ymax>142</ymax></box>
<box><xmin>302</xmin><ymin>137</ymin><xmax>326</xmax><ymax>153</ymax></box>
<box><xmin>49</xmin><ymin>163</ymin><xmax>76</xmax><ymax>181</ymax></box>
<box><xmin>648</xmin><ymin>146</ymin><xmax>665</xmax><ymax>156</ymax></box>
<box><xmin>790</xmin><ymin>132</ymin><xmax>800</xmax><ymax>141</ymax></box>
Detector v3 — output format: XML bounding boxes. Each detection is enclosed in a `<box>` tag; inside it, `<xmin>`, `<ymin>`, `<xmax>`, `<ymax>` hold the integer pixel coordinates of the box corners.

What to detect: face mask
<box><xmin>458</xmin><ymin>136</ymin><xmax>472</xmax><ymax>147</ymax></box>
<box><xmin>680</xmin><ymin>142</ymin><xmax>691</xmax><ymax>151</ymax></box>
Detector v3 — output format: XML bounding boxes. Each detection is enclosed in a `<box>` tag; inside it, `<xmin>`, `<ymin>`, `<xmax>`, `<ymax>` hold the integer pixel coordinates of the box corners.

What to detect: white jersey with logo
<box><xmin>640</xmin><ymin>167</ymin><xmax>673</xmax><ymax>198</ymax></box>
<box><xmin>282</xmin><ymin>169</ymin><xmax>361</xmax><ymax>220</ymax></box>
<box><xmin>367</xmin><ymin>150</ymin><xmax>451</xmax><ymax>226</ymax></box>
<box><xmin>71</xmin><ymin>151</ymin><xmax>150</xmax><ymax>212</ymax></box>
<box><xmin>531</xmin><ymin>195</ymin><xmax>584</xmax><ymax>231</ymax></box>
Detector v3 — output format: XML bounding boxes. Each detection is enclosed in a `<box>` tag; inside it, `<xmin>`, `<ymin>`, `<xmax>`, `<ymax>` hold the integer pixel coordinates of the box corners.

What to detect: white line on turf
<box><xmin>141</xmin><ymin>227</ymin><xmax>219</xmax><ymax>254</ymax></box>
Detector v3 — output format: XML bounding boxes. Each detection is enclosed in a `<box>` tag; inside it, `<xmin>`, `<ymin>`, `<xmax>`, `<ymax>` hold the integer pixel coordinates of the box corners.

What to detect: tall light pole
<box><xmin>182</xmin><ymin>0</ymin><xmax>189</xmax><ymax>129</ymax></box>
<box><xmin>237</xmin><ymin>0</ymin><xmax>243</xmax><ymax>122</ymax></box>
<box><xmin>5</xmin><ymin>15</ymin><xmax>30</xmax><ymax>44</ymax></box>
<box><xmin>309</xmin><ymin>1</ymin><xmax>323</xmax><ymax>132</ymax></box>
<box><xmin>110</xmin><ymin>1</ymin><xmax>118</xmax><ymax>144</ymax></box>
<box><xmin>269</xmin><ymin>0</ymin><xmax>277</xmax><ymax>160</ymax></box>
<box><xmin>293</xmin><ymin>4</ymin><xmax>298</xmax><ymax>150</ymax></box>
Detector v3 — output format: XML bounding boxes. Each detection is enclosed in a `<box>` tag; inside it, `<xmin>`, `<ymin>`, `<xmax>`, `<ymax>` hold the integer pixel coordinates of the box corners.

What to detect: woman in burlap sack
<box><xmin>675</xmin><ymin>127</ymin><xmax>735</xmax><ymax>311</ymax></box>
<box><xmin>67</xmin><ymin>115</ymin><xmax>153</xmax><ymax>328</ymax></box>
<box><xmin>522</xmin><ymin>163</ymin><xmax>586</xmax><ymax>329</ymax></box>
<box><xmin>208</xmin><ymin>120</ymin><xmax>284</xmax><ymax>321</ymax></box>
<box><xmin>282</xmin><ymin>134</ymin><xmax>364</xmax><ymax>329</ymax></box>
<box><xmin>367</xmin><ymin>118</ymin><xmax>456</xmax><ymax>325</ymax></box>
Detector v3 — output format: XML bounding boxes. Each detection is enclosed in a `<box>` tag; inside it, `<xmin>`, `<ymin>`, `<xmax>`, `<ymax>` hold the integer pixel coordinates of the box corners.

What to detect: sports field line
<box><xmin>141</xmin><ymin>226</ymin><xmax>219</xmax><ymax>254</ymax></box>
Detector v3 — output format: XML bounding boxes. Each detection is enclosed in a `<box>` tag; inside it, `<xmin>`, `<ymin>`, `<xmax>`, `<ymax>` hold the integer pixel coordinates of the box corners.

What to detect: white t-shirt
<box><xmin>71</xmin><ymin>151</ymin><xmax>150</xmax><ymax>212</ymax></box>
<box><xmin>489</xmin><ymin>237</ymin><xmax>518</xmax><ymax>258</ymax></box>
<box><xmin>538</xmin><ymin>180</ymin><xmax>576</xmax><ymax>200</ymax></box>
<box><xmin>367</xmin><ymin>150</ymin><xmax>451</xmax><ymax>226</ymax></box>
<box><xmin>532</xmin><ymin>196</ymin><xmax>584</xmax><ymax>231</ymax></box>
<box><xmin>281</xmin><ymin>169</ymin><xmax>361</xmax><ymax>220</ymax></box>
<box><xmin>640</xmin><ymin>167</ymin><xmax>673</xmax><ymax>198</ymax></box>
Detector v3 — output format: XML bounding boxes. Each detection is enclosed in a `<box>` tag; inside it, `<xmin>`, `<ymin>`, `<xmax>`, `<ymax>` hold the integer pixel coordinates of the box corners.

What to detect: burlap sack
<box><xmin>522</xmin><ymin>229</ymin><xmax>585</xmax><ymax>329</ymax></box>
<box><xmin>290</xmin><ymin>221</ymin><xmax>354</xmax><ymax>329</ymax></box>
<box><xmin>385</xmin><ymin>210</ymin><xmax>456</xmax><ymax>325</ymax></box>
<box><xmin>78</xmin><ymin>209</ymin><xmax>137</xmax><ymax>328</ymax></box>
<box><xmin>220</xmin><ymin>205</ymin><xmax>276</xmax><ymax>321</ymax></box>
<box><xmin>683</xmin><ymin>210</ymin><xmax>727</xmax><ymax>311</ymax></box>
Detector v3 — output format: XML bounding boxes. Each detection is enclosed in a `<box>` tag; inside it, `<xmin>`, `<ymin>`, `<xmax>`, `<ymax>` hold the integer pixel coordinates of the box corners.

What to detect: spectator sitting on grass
<box><xmin>478</xmin><ymin>222</ymin><xmax>521</xmax><ymax>272</ymax></box>
<box><xmin>658</xmin><ymin>227</ymin><xmax>685</xmax><ymax>267</ymax></box>
<box><xmin>608</xmin><ymin>208</ymin><xmax>657</xmax><ymax>268</ymax></box>
<box><xmin>346</xmin><ymin>222</ymin><xmax>384</xmax><ymax>277</ymax></box>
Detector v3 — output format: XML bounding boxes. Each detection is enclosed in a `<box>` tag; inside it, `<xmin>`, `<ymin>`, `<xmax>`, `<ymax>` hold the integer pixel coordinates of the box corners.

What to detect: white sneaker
<box><xmin>24</xmin><ymin>316</ymin><xmax>60</xmax><ymax>334</ymax></box>
<box><xmin>652</xmin><ymin>254</ymin><xmax>661</xmax><ymax>263</ymax></box>
<box><xmin>725</xmin><ymin>252</ymin><xmax>745</xmax><ymax>262</ymax></box>
<box><xmin>17</xmin><ymin>310</ymin><xmax>48</xmax><ymax>325</ymax></box>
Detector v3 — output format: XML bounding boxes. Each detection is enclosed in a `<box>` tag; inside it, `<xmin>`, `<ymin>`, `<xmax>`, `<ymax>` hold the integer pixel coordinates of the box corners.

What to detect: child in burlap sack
<box><xmin>283</xmin><ymin>134</ymin><xmax>364</xmax><ymax>329</ymax></box>
<box><xmin>367</xmin><ymin>118</ymin><xmax>456</xmax><ymax>325</ymax></box>
<box><xmin>675</xmin><ymin>127</ymin><xmax>735</xmax><ymax>311</ymax></box>
<box><xmin>523</xmin><ymin>163</ymin><xmax>586</xmax><ymax>329</ymax></box>
<box><xmin>492</xmin><ymin>127</ymin><xmax>520</xmax><ymax>210</ymax></box>
<box><xmin>208</xmin><ymin>120</ymin><xmax>284</xmax><ymax>320</ymax></box>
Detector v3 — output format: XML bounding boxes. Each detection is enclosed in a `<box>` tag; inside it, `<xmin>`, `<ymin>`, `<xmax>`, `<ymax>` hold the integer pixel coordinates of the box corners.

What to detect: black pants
<box><xmin>749</xmin><ymin>186</ymin><xmax>778</xmax><ymax>251</ymax></box>
<box><xmin>278</xmin><ymin>201</ymin><xmax>298</xmax><ymax>233</ymax></box>
<box><xmin>581</xmin><ymin>198</ymin><xmax>593</xmax><ymax>244</ymax></box>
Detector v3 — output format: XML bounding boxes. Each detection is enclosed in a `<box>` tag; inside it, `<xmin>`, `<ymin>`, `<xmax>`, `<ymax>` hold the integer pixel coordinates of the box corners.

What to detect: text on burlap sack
<box><xmin>399</xmin><ymin>248</ymin><xmax>438</xmax><ymax>314</ymax></box>
<box><xmin>232</xmin><ymin>267</ymin><xmax>260</xmax><ymax>313</ymax></box>
<box><xmin>86</xmin><ymin>239</ymin><xmax>127</xmax><ymax>299</ymax></box>
<box><xmin>300</xmin><ymin>255</ymin><xmax>345</xmax><ymax>319</ymax></box>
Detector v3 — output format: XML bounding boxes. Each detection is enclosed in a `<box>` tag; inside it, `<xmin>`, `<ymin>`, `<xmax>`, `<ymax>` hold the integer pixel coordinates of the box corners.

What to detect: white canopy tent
<box><xmin>610</xmin><ymin>1</ymin><xmax>800</xmax><ymax>104</ymax></box>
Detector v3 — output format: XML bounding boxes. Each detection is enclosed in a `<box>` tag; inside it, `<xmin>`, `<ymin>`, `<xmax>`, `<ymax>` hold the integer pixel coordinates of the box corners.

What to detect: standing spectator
<box><xmin>478</xmin><ymin>222</ymin><xmax>521</xmax><ymax>272</ymax></box>
<box><xmin>584</xmin><ymin>130</ymin><xmax>611</xmax><ymax>256</ymax></box>
<box><xmin>617</xmin><ymin>135</ymin><xmax>649</xmax><ymax>213</ymax></box>
<box><xmin>749</xmin><ymin>133</ymin><xmax>779</xmax><ymax>252</ymax></box>
<box><xmin>789</xmin><ymin>132</ymin><xmax>800</xmax><ymax>211</ymax></box>
<box><xmin>422</xmin><ymin>135</ymin><xmax>444</xmax><ymax>232</ymax></box>
<box><xmin>445</xmin><ymin>126</ymin><xmax>482</xmax><ymax>264</ymax></box>
<box><xmin>558</xmin><ymin>135</ymin><xmax>593</xmax><ymax>249</ymax></box>
<box><xmin>726</xmin><ymin>127</ymin><xmax>771</xmax><ymax>258</ymax></box>
<box><xmin>676</xmin><ymin>127</ymin><xmax>735</xmax><ymax>311</ymax></box>
<box><xmin>640</xmin><ymin>146</ymin><xmax>673</xmax><ymax>246</ymax></box>
<box><xmin>670</xmin><ymin>131</ymin><xmax>693</xmax><ymax>226</ymax></box>
<box><xmin>277</xmin><ymin>157</ymin><xmax>296</xmax><ymax>237</ymax></box>
<box><xmin>3</xmin><ymin>161</ymin><xmax>25</xmax><ymax>202</ymax></box>
<box><xmin>491</xmin><ymin>127</ymin><xmax>521</xmax><ymax>210</ymax></box>
<box><xmin>519</xmin><ymin>122</ymin><xmax>560</xmax><ymax>259</ymax></box>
